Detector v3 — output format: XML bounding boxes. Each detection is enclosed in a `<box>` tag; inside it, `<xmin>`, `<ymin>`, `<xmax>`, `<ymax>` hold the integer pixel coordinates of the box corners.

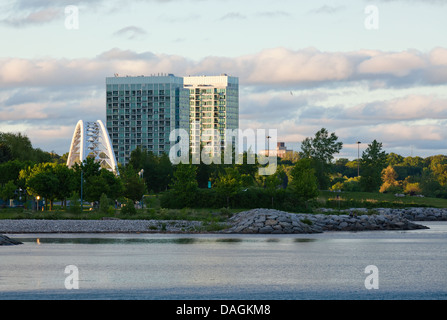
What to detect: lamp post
<box><xmin>80</xmin><ymin>170</ymin><xmax>83</xmax><ymax>212</ymax></box>
<box><xmin>36</xmin><ymin>196</ymin><xmax>40</xmax><ymax>211</ymax></box>
<box><xmin>357</xmin><ymin>141</ymin><xmax>361</xmax><ymax>177</ymax></box>
<box><xmin>266</xmin><ymin>135</ymin><xmax>271</xmax><ymax>157</ymax></box>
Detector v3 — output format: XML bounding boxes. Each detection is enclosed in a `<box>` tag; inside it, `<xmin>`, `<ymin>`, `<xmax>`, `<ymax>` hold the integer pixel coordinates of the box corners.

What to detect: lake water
<box><xmin>1</xmin><ymin>222</ymin><xmax>446</xmax><ymax>300</ymax></box>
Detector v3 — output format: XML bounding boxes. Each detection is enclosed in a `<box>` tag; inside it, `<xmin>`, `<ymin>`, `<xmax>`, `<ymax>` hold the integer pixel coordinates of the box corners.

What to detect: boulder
<box><xmin>0</xmin><ymin>234</ymin><xmax>22</xmax><ymax>246</ymax></box>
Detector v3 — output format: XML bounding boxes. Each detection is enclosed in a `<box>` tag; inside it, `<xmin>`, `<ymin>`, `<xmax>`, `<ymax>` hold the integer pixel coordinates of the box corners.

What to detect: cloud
<box><xmin>0</xmin><ymin>0</ymin><xmax>105</xmax><ymax>27</ymax></box>
<box><xmin>310</xmin><ymin>5</ymin><xmax>345</xmax><ymax>14</ymax></box>
<box><xmin>357</xmin><ymin>50</ymin><xmax>427</xmax><ymax>77</ymax></box>
<box><xmin>1</xmin><ymin>47</ymin><xmax>447</xmax><ymax>89</ymax></box>
<box><xmin>220</xmin><ymin>12</ymin><xmax>247</xmax><ymax>21</ymax></box>
<box><xmin>113</xmin><ymin>26</ymin><xmax>148</xmax><ymax>40</ymax></box>
<box><xmin>256</xmin><ymin>11</ymin><xmax>291</xmax><ymax>18</ymax></box>
<box><xmin>2</xmin><ymin>47</ymin><xmax>447</xmax><ymax>157</ymax></box>
<box><xmin>368</xmin><ymin>0</ymin><xmax>446</xmax><ymax>5</ymax></box>
<box><xmin>1</xmin><ymin>7</ymin><xmax>62</xmax><ymax>27</ymax></box>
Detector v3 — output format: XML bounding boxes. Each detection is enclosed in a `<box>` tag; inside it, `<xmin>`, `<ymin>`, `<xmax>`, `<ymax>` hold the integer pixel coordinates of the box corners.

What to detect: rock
<box><xmin>259</xmin><ymin>226</ymin><xmax>274</xmax><ymax>234</ymax></box>
<box><xmin>339</xmin><ymin>222</ymin><xmax>349</xmax><ymax>229</ymax></box>
<box><xmin>0</xmin><ymin>234</ymin><xmax>22</xmax><ymax>246</ymax></box>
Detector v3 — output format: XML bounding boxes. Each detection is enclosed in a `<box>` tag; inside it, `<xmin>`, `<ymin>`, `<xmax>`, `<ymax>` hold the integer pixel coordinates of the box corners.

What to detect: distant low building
<box><xmin>259</xmin><ymin>142</ymin><xmax>293</xmax><ymax>158</ymax></box>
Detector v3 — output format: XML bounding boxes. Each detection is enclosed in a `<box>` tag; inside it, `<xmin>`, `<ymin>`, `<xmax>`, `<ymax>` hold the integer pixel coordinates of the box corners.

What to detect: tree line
<box><xmin>2</xmin><ymin>129</ymin><xmax>447</xmax><ymax>212</ymax></box>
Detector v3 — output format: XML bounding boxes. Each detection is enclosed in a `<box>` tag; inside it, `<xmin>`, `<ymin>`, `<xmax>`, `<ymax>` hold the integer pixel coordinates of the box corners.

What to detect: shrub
<box><xmin>121</xmin><ymin>199</ymin><xmax>136</xmax><ymax>215</ymax></box>
<box><xmin>99</xmin><ymin>193</ymin><xmax>109</xmax><ymax>214</ymax></box>
<box><xmin>67</xmin><ymin>192</ymin><xmax>81</xmax><ymax>214</ymax></box>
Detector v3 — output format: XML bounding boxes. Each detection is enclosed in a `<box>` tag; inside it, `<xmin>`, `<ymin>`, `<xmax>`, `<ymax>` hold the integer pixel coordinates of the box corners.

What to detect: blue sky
<box><xmin>1</xmin><ymin>0</ymin><xmax>447</xmax><ymax>159</ymax></box>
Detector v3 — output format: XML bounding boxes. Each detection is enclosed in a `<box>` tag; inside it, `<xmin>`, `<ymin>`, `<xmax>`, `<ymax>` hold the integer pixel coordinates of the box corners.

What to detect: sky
<box><xmin>1</xmin><ymin>0</ymin><xmax>447</xmax><ymax>160</ymax></box>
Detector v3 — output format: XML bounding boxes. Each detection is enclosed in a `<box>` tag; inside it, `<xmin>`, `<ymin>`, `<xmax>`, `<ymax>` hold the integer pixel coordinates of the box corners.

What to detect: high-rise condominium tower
<box><xmin>106</xmin><ymin>74</ymin><xmax>189</xmax><ymax>165</ymax></box>
<box><xmin>184</xmin><ymin>75</ymin><xmax>239</xmax><ymax>156</ymax></box>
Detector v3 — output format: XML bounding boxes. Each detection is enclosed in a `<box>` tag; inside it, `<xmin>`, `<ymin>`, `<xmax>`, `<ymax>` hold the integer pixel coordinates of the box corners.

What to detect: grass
<box><xmin>0</xmin><ymin>206</ymin><xmax>244</xmax><ymax>222</ymax></box>
<box><xmin>3</xmin><ymin>190</ymin><xmax>446</xmax><ymax>221</ymax></box>
<box><xmin>318</xmin><ymin>190</ymin><xmax>447</xmax><ymax>209</ymax></box>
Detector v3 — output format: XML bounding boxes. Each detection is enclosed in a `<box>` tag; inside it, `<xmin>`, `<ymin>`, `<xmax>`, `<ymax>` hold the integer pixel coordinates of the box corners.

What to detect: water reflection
<box><xmin>16</xmin><ymin>237</ymin><xmax>268</xmax><ymax>245</ymax></box>
<box><xmin>16</xmin><ymin>237</ymin><xmax>200</xmax><ymax>245</ymax></box>
<box><xmin>293</xmin><ymin>238</ymin><xmax>317</xmax><ymax>243</ymax></box>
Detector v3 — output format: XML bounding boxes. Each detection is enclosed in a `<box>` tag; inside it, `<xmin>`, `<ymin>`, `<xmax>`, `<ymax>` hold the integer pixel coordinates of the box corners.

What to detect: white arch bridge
<box><xmin>66</xmin><ymin>120</ymin><xmax>119</xmax><ymax>175</ymax></box>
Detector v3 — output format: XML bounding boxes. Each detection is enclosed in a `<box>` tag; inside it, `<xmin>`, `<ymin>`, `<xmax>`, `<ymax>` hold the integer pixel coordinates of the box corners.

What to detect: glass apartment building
<box><xmin>184</xmin><ymin>75</ymin><xmax>239</xmax><ymax>156</ymax></box>
<box><xmin>106</xmin><ymin>74</ymin><xmax>189</xmax><ymax>165</ymax></box>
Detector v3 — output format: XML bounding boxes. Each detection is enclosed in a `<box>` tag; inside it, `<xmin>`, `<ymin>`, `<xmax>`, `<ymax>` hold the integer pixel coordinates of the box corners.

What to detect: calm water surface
<box><xmin>1</xmin><ymin>222</ymin><xmax>446</xmax><ymax>300</ymax></box>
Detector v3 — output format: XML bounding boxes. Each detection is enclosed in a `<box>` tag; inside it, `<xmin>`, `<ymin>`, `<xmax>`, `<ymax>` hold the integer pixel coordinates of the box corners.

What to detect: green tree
<box><xmin>300</xmin><ymin>128</ymin><xmax>343</xmax><ymax>189</ymax></box>
<box><xmin>360</xmin><ymin>140</ymin><xmax>388</xmax><ymax>192</ymax></box>
<box><xmin>99</xmin><ymin>193</ymin><xmax>110</xmax><ymax>214</ymax></box>
<box><xmin>121</xmin><ymin>166</ymin><xmax>147</xmax><ymax>202</ymax></box>
<box><xmin>0</xmin><ymin>143</ymin><xmax>12</xmax><ymax>164</ymax></box>
<box><xmin>289</xmin><ymin>158</ymin><xmax>319</xmax><ymax>205</ymax></box>
<box><xmin>0</xmin><ymin>132</ymin><xmax>53</xmax><ymax>163</ymax></box>
<box><xmin>419</xmin><ymin>168</ymin><xmax>443</xmax><ymax>197</ymax></box>
<box><xmin>53</xmin><ymin>164</ymin><xmax>76</xmax><ymax>208</ymax></box>
<box><xmin>72</xmin><ymin>157</ymin><xmax>117</xmax><ymax>203</ymax></box>
<box><xmin>214</xmin><ymin>167</ymin><xmax>242</xmax><ymax>208</ymax></box>
<box><xmin>121</xmin><ymin>198</ymin><xmax>137</xmax><ymax>215</ymax></box>
<box><xmin>84</xmin><ymin>174</ymin><xmax>109</xmax><ymax>203</ymax></box>
<box><xmin>170</xmin><ymin>164</ymin><xmax>198</xmax><ymax>207</ymax></box>
<box><xmin>0</xmin><ymin>180</ymin><xmax>17</xmax><ymax>205</ymax></box>
<box><xmin>264</xmin><ymin>168</ymin><xmax>283</xmax><ymax>208</ymax></box>
<box><xmin>136</xmin><ymin>151</ymin><xmax>174</xmax><ymax>193</ymax></box>
<box><xmin>67</xmin><ymin>191</ymin><xmax>82</xmax><ymax>214</ymax></box>
<box><xmin>0</xmin><ymin>160</ymin><xmax>30</xmax><ymax>186</ymax></box>
<box><xmin>21</xmin><ymin>164</ymin><xmax>59</xmax><ymax>210</ymax></box>
<box><xmin>386</xmin><ymin>153</ymin><xmax>404</xmax><ymax>166</ymax></box>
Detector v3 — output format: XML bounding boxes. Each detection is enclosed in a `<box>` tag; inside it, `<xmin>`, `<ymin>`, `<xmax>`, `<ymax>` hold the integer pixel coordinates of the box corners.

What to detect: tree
<box><xmin>214</xmin><ymin>167</ymin><xmax>242</xmax><ymax>208</ymax></box>
<box><xmin>264</xmin><ymin>169</ymin><xmax>283</xmax><ymax>208</ymax></box>
<box><xmin>0</xmin><ymin>132</ymin><xmax>53</xmax><ymax>163</ymax></box>
<box><xmin>170</xmin><ymin>164</ymin><xmax>198</xmax><ymax>207</ymax></box>
<box><xmin>386</xmin><ymin>153</ymin><xmax>404</xmax><ymax>166</ymax></box>
<box><xmin>72</xmin><ymin>157</ymin><xmax>122</xmax><ymax>203</ymax></box>
<box><xmin>404</xmin><ymin>182</ymin><xmax>422</xmax><ymax>196</ymax></box>
<box><xmin>419</xmin><ymin>168</ymin><xmax>443</xmax><ymax>197</ymax></box>
<box><xmin>0</xmin><ymin>143</ymin><xmax>12</xmax><ymax>164</ymax></box>
<box><xmin>139</xmin><ymin>152</ymin><xmax>174</xmax><ymax>193</ymax></box>
<box><xmin>0</xmin><ymin>160</ymin><xmax>29</xmax><ymax>186</ymax></box>
<box><xmin>360</xmin><ymin>140</ymin><xmax>387</xmax><ymax>192</ymax></box>
<box><xmin>0</xmin><ymin>180</ymin><xmax>17</xmax><ymax>206</ymax></box>
<box><xmin>22</xmin><ymin>164</ymin><xmax>59</xmax><ymax>211</ymax></box>
<box><xmin>289</xmin><ymin>158</ymin><xmax>319</xmax><ymax>205</ymax></box>
<box><xmin>379</xmin><ymin>165</ymin><xmax>401</xmax><ymax>193</ymax></box>
<box><xmin>99</xmin><ymin>193</ymin><xmax>110</xmax><ymax>214</ymax></box>
<box><xmin>53</xmin><ymin>164</ymin><xmax>76</xmax><ymax>208</ymax></box>
<box><xmin>300</xmin><ymin>128</ymin><xmax>343</xmax><ymax>189</ymax></box>
<box><xmin>121</xmin><ymin>166</ymin><xmax>147</xmax><ymax>202</ymax></box>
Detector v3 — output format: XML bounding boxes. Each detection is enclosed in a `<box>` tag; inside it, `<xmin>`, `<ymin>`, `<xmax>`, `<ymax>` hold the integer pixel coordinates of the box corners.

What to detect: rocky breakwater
<box><xmin>223</xmin><ymin>209</ymin><xmax>429</xmax><ymax>234</ymax></box>
<box><xmin>318</xmin><ymin>207</ymin><xmax>447</xmax><ymax>221</ymax></box>
<box><xmin>375</xmin><ymin>207</ymin><xmax>447</xmax><ymax>221</ymax></box>
<box><xmin>0</xmin><ymin>234</ymin><xmax>22</xmax><ymax>246</ymax></box>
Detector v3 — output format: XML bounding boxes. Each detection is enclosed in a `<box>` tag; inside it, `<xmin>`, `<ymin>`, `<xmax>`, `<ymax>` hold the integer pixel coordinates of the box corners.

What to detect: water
<box><xmin>1</xmin><ymin>222</ymin><xmax>446</xmax><ymax>300</ymax></box>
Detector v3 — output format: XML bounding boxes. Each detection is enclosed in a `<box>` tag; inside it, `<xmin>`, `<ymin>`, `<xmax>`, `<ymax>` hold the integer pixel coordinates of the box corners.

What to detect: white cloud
<box><xmin>113</xmin><ymin>26</ymin><xmax>148</xmax><ymax>40</ymax></box>
<box><xmin>2</xmin><ymin>47</ymin><xmax>447</xmax><ymax>89</ymax></box>
<box><xmin>2</xmin><ymin>47</ymin><xmax>447</xmax><ymax>157</ymax></box>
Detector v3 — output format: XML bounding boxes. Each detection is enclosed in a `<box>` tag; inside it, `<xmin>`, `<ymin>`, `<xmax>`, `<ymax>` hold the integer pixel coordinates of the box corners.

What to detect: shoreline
<box><xmin>2</xmin><ymin>207</ymin><xmax>444</xmax><ymax>237</ymax></box>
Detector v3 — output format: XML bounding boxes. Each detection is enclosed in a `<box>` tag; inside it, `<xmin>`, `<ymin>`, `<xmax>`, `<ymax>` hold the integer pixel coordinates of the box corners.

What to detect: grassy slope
<box><xmin>319</xmin><ymin>190</ymin><xmax>447</xmax><ymax>209</ymax></box>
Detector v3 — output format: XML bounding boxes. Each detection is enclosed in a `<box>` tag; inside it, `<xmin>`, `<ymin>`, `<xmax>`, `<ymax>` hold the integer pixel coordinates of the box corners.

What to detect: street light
<box><xmin>357</xmin><ymin>141</ymin><xmax>361</xmax><ymax>177</ymax></box>
<box><xmin>36</xmin><ymin>196</ymin><xmax>40</xmax><ymax>211</ymax></box>
<box><xmin>266</xmin><ymin>136</ymin><xmax>271</xmax><ymax>157</ymax></box>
